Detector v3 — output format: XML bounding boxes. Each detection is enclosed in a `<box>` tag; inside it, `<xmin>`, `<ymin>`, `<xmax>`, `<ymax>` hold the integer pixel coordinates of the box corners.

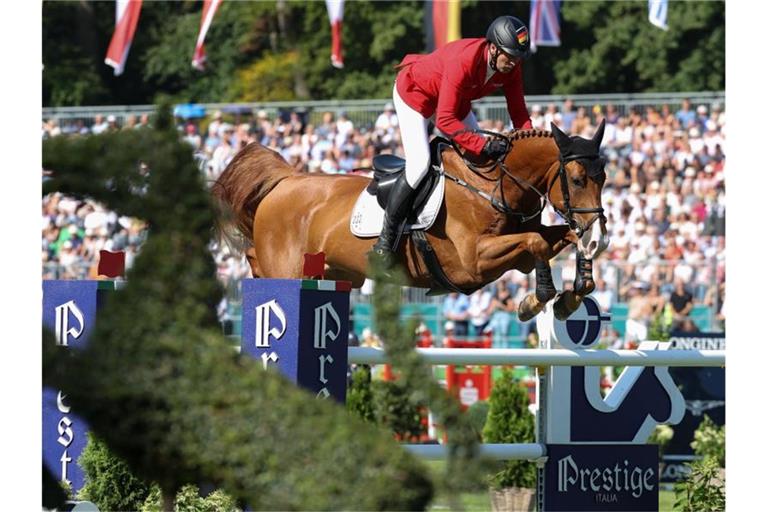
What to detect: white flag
<box><xmin>648</xmin><ymin>0</ymin><xmax>668</xmax><ymax>31</ymax></box>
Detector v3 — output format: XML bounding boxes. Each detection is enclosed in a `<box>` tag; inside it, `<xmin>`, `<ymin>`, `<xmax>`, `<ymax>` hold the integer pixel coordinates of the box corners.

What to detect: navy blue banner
<box><xmin>241</xmin><ymin>279</ymin><xmax>349</xmax><ymax>402</ymax></box>
<box><xmin>544</xmin><ymin>444</ymin><xmax>658</xmax><ymax>511</ymax></box>
<box><xmin>660</xmin><ymin>332</ymin><xmax>725</xmax><ymax>484</ymax></box>
<box><xmin>42</xmin><ymin>280</ymin><xmax>114</xmax><ymax>492</ymax></box>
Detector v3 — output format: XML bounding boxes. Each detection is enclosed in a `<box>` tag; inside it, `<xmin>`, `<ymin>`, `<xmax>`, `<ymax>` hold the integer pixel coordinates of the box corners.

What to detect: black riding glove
<box><xmin>483</xmin><ymin>138</ymin><xmax>509</xmax><ymax>160</ymax></box>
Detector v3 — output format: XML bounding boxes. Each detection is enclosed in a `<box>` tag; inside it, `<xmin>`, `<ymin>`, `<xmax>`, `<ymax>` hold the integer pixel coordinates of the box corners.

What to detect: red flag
<box><xmin>325</xmin><ymin>0</ymin><xmax>344</xmax><ymax>68</ymax></box>
<box><xmin>192</xmin><ymin>0</ymin><xmax>222</xmax><ymax>70</ymax></box>
<box><xmin>303</xmin><ymin>252</ymin><xmax>326</xmax><ymax>280</ymax></box>
<box><xmin>104</xmin><ymin>0</ymin><xmax>143</xmax><ymax>76</ymax></box>
<box><xmin>98</xmin><ymin>250</ymin><xmax>126</xmax><ymax>278</ymax></box>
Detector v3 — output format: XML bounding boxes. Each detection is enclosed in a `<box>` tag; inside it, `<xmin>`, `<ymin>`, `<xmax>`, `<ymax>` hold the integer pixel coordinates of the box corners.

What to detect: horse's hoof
<box><xmin>517</xmin><ymin>293</ymin><xmax>545</xmax><ymax>322</ymax></box>
<box><xmin>553</xmin><ymin>290</ymin><xmax>583</xmax><ymax>320</ymax></box>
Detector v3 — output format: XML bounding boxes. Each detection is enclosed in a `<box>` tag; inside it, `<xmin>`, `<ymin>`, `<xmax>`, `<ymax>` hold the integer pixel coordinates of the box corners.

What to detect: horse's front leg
<box><xmin>552</xmin><ymin>252</ymin><xmax>597</xmax><ymax>320</ymax></box>
<box><xmin>476</xmin><ymin>227</ymin><xmax>579</xmax><ymax>322</ymax></box>
<box><xmin>517</xmin><ymin>260</ymin><xmax>557</xmax><ymax>322</ymax></box>
<box><xmin>514</xmin><ymin>225</ymin><xmax>580</xmax><ymax>321</ymax></box>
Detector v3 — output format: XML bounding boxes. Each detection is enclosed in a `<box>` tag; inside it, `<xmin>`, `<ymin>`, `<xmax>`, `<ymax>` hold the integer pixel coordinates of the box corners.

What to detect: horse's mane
<box><xmin>502</xmin><ymin>128</ymin><xmax>553</xmax><ymax>141</ymax></box>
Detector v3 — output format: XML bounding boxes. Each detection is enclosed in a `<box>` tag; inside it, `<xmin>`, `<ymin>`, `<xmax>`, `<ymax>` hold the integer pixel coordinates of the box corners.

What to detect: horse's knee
<box><xmin>526</xmin><ymin>233</ymin><xmax>551</xmax><ymax>260</ymax></box>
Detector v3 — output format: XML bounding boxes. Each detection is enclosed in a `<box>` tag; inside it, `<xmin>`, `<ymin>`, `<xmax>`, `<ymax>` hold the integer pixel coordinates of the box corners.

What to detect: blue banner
<box><xmin>42</xmin><ymin>280</ymin><xmax>114</xmax><ymax>492</ymax></box>
<box><xmin>544</xmin><ymin>444</ymin><xmax>658</xmax><ymax>511</ymax></box>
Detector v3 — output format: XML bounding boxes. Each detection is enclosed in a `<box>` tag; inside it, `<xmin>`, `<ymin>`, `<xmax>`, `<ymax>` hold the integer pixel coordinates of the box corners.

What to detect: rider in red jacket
<box><xmin>372</xmin><ymin>16</ymin><xmax>534</xmax><ymax>265</ymax></box>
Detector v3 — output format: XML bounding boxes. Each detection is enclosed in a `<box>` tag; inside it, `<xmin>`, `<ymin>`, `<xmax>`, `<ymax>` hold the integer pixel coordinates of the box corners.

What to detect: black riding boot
<box><xmin>371</xmin><ymin>174</ymin><xmax>417</xmax><ymax>266</ymax></box>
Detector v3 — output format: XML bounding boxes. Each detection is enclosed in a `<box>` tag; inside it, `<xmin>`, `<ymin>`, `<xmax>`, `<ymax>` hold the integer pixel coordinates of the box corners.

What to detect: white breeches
<box><xmin>393</xmin><ymin>83</ymin><xmax>481</xmax><ymax>188</ymax></box>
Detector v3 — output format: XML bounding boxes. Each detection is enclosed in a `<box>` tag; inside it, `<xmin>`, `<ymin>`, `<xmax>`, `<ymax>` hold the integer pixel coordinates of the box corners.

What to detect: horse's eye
<box><xmin>572</xmin><ymin>176</ymin><xmax>586</xmax><ymax>188</ymax></box>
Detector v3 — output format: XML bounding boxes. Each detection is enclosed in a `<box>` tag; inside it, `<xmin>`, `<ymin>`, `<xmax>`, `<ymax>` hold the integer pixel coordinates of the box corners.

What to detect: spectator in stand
<box><xmin>675</xmin><ymin>98</ymin><xmax>696</xmax><ymax>129</ymax></box>
<box><xmin>560</xmin><ymin>98</ymin><xmax>576</xmax><ymax>132</ymax></box>
<box><xmin>137</xmin><ymin>113</ymin><xmax>151</xmax><ymax>129</ymax></box>
<box><xmin>123</xmin><ymin>115</ymin><xmax>137</xmax><ymax>131</ymax></box>
<box><xmin>543</xmin><ymin>103</ymin><xmax>561</xmax><ymax>128</ymax></box>
<box><xmin>442</xmin><ymin>292</ymin><xmax>470</xmax><ymax>337</ymax></box>
<box><xmin>105</xmin><ymin>115</ymin><xmax>119</xmax><ymax>133</ymax></box>
<box><xmin>335</xmin><ymin>111</ymin><xmax>354</xmax><ymax>148</ymax></box>
<box><xmin>468</xmin><ymin>287</ymin><xmax>493</xmax><ymax>336</ymax></box>
<box><xmin>669</xmin><ymin>278</ymin><xmax>694</xmax><ymax>328</ymax></box>
<box><xmin>623</xmin><ymin>282</ymin><xmax>652</xmax><ymax>345</ymax></box>
<box><xmin>487</xmin><ymin>280</ymin><xmax>516</xmax><ymax>348</ymax></box>
<box><xmin>592</xmin><ymin>278</ymin><xmax>614</xmax><ymax>312</ymax></box>
<box><xmin>183</xmin><ymin>123</ymin><xmax>202</xmax><ymax>149</ymax></box>
<box><xmin>530</xmin><ymin>104</ymin><xmax>546</xmax><ymax>130</ymax></box>
<box><xmin>374</xmin><ymin>102</ymin><xmax>399</xmax><ymax>144</ymax></box>
<box><xmin>91</xmin><ymin>114</ymin><xmax>108</xmax><ymax>134</ymax></box>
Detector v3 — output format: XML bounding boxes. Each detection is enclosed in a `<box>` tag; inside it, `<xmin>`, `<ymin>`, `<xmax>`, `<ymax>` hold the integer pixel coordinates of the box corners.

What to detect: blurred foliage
<box><xmin>372</xmin><ymin>379</ymin><xmax>428</xmax><ymax>441</ymax></box>
<box><xmin>369</xmin><ymin>254</ymin><xmax>494</xmax><ymax>509</ymax></box>
<box><xmin>43</xmin><ymin>1</ymin><xmax>724</xmax><ymax>106</ymax></box>
<box><xmin>482</xmin><ymin>368</ymin><xmax>537</xmax><ymax>490</ymax></box>
<box><xmin>691</xmin><ymin>414</ymin><xmax>725</xmax><ymax>468</ymax></box>
<box><xmin>230</xmin><ymin>51</ymin><xmax>299</xmax><ymax>102</ymax></box>
<box><xmin>141</xmin><ymin>484</ymin><xmax>240</xmax><ymax>512</ymax></box>
<box><xmin>648</xmin><ymin>424</ymin><xmax>675</xmax><ymax>458</ymax></box>
<box><xmin>346</xmin><ymin>365</ymin><xmax>376</xmax><ymax>424</ymax></box>
<box><xmin>42</xmin><ymin>103</ymin><xmax>434</xmax><ymax>510</ymax></box>
<box><xmin>673</xmin><ymin>457</ymin><xmax>725</xmax><ymax>512</ymax></box>
<box><xmin>465</xmin><ymin>400</ymin><xmax>491</xmax><ymax>441</ymax></box>
<box><xmin>42</xmin><ymin>464</ymin><xmax>70</xmax><ymax>511</ymax></box>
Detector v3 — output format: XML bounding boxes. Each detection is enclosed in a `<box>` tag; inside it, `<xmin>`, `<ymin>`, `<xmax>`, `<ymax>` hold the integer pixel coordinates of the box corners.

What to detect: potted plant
<box><xmin>482</xmin><ymin>368</ymin><xmax>537</xmax><ymax>511</ymax></box>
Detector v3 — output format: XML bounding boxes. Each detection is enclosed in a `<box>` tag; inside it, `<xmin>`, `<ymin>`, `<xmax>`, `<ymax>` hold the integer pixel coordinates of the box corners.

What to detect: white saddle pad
<box><xmin>350</xmin><ymin>173</ymin><xmax>445</xmax><ymax>237</ymax></box>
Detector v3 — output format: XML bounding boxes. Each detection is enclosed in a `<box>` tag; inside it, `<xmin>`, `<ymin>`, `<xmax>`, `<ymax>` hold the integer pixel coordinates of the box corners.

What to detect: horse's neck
<box><xmin>505</xmin><ymin>135</ymin><xmax>559</xmax><ymax>190</ymax></box>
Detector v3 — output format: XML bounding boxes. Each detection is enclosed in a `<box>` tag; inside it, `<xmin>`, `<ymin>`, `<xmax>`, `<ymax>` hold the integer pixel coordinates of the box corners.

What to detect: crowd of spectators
<box><xmin>42</xmin><ymin>96</ymin><xmax>726</xmax><ymax>345</ymax></box>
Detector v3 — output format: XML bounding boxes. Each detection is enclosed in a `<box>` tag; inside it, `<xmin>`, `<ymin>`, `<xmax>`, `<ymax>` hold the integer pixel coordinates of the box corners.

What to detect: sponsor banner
<box><xmin>544</xmin><ymin>444</ymin><xmax>658</xmax><ymax>511</ymax></box>
<box><xmin>241</xmin><ymin>279</ymin><xmax>349</xmax><ymax>402</ymax></box>
<box><xmin>661</xmin><ymin>331</ymin><xmax>725</xmax><ymax>484</ymax></box>
<box><xmin>42</xmin><ymin>280</ymin><xmax>115</xmax><ymax>492</ymax></box>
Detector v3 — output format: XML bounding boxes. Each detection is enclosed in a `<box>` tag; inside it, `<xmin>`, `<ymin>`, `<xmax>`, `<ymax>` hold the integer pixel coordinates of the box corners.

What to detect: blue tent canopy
<box><xmin>173</xmin><ymin>104</ymin><xmax>206</xmax><ymax>119</ymax></box>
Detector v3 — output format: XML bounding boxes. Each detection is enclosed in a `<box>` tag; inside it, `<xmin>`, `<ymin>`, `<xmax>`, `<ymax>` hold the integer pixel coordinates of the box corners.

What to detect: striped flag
<box><xmin>648</xmin><ymin>0</ymin><xmax>669</xmax><ymax>30</ymax></box>
<box><xmin>425</xmin><ymin>0</ymin><xmax>461</xmax><ymax>52</ymax></box>
<box><xmin>326</xmin><ymin>0</ymin><xmax>344</xmax><ymax>68</ymax></box>
<box><xmin>529</xmin><ymin>0</ymin><xmax>561</xmax><ymax>52</ymax></box>
<box><xmin>192</xmin><ymin>0</ymin><xmax>222</xmax><ymax>70</ymax></box>
<box><xmin>104</xmin><ymin>0</ymin><xmax>143</xmax><ymax>76</ymax></box>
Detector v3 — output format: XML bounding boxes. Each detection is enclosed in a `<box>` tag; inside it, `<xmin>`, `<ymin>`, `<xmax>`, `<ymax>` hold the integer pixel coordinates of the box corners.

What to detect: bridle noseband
<box><xmin>446</xmin><ymin>129</ymin><xmax>605</xmax><ymax>236</ymax></box>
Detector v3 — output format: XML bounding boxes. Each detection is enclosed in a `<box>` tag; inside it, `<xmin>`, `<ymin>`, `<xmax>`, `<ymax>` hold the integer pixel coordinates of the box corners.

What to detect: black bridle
<box><xmin>445</xmin><ymin>129</ymin><xmax>605</xmax><ymax>236</ymax></box>
<box><xmin>549</xmin><ymin>152</ymin><xmax>606</xmax><ymax>237</ymax></box>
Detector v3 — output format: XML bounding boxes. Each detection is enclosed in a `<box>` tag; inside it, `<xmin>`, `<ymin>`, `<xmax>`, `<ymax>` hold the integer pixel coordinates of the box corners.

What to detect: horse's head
<box><xmin>548</xmin><ymin>120</ymin><xmax>610</xmax><ymax>259</ymax></box>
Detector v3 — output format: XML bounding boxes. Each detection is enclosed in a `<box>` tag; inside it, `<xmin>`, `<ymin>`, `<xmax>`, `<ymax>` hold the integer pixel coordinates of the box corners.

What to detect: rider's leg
<box><xmin>372</xmin><ymin>84</ymin><xmax>431</xmax><ymax>261</ymax></box>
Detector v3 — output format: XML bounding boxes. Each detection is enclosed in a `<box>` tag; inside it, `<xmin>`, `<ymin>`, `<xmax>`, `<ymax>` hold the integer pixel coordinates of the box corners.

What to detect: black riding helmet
<box><xmin>486</xmin><ymin>16</ymin><xmax>532</xmax><ymax>63</ymax></box>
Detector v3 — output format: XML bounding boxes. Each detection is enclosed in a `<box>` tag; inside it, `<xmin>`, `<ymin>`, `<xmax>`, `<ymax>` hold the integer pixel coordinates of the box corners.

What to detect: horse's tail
<box><xmin>211</xmin><ymin>143</ymin><xmax>297</xmax><ymax>254</ymax></box>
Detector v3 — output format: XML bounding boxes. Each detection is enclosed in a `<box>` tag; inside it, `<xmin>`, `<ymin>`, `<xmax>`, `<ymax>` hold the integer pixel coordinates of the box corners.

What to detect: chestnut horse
<box><xmin>213</xmin><ymin>121</ymin><xmax>609</xmax><ymax>320</ymax></box>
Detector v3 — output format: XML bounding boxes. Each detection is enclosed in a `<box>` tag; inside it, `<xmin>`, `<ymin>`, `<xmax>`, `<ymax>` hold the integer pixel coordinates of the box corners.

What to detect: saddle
<box><xmin>365</xmin><ymin>136</ymin><xmax>453</xmax><ymax>213</ymax></box>
<box><xmin>350</xmin><ymin>137</ymin><xmax>472</xmax><ymax>295</ymax></box>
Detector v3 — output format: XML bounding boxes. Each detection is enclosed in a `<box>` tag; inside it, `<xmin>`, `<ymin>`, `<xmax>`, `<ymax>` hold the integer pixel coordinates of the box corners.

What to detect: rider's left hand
<box><xmin>482</xmin><ymin>138</ymin><xmax>509</xmax><ymax>160</ymax></box>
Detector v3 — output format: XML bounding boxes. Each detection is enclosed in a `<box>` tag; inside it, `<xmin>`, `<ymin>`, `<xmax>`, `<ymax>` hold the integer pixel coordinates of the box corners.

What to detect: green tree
<box><xmin>77</xmin><ymin>433</ymin><xmax>152</xmax><ymax>512</ymax></box>
<box><xmin>482</xmin><ymin>369</ymin><xmax>537</xmax><ymax>489</ymax></box>
<box><xmin>550</xmin><ymin>1</ymin><xmax>724</xmax><ymax>94</ymax></box>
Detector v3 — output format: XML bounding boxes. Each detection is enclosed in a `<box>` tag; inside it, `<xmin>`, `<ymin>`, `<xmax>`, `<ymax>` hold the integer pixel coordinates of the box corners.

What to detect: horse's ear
<box><xmin>550</xmin><ymin>122</ymin><xmax>570</xmax><ymax>151</ymax></box>
<box><xmin>592</xmin><ymin>118</ymin><xmax>606</xmax><ymax>148</ymax></box>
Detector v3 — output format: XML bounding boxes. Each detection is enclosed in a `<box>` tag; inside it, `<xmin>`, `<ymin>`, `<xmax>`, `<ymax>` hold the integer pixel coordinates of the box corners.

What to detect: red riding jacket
<box><xmin>395</xmin><ymin>38</ymin><xmax>532</xmax><ymax>156</ymax></box>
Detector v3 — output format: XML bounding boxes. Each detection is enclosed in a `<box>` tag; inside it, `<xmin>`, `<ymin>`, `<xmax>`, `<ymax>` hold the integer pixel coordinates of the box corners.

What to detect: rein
<box><xmin>443</xmin><ymin>130</ymin><xmax>547</xmax><ymax>223</ymax></box>
<box><xmin>446</xmin><ymin>129</ymin><xmax>604</xmax><ymax>235</ymax></box>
